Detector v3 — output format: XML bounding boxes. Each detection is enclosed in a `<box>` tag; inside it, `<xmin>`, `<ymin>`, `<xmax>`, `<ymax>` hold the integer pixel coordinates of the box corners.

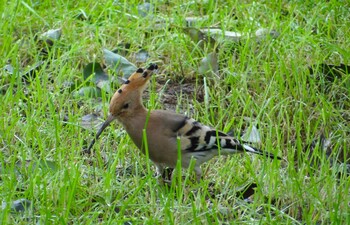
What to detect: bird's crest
<box><xmin>116</xmin><ymin>64</ymin><xmax>158</xmax><ymax>95</ymax></box>
<box><xmin>109</xmin><ymin>63</ymin><xmax>158</xmax><ymax>116</ymax></box>
<box><xmin>84</xmin><ymin>63</ymin><xmax>158</xmax><ymax>154</ymax></box>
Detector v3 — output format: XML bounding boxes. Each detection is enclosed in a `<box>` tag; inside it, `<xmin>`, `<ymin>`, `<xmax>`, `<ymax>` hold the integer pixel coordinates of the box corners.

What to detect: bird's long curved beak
<box><xmin>85</xmin><ymin>114</ymin><xmax>116</xmax><ymax>153</ymax></box>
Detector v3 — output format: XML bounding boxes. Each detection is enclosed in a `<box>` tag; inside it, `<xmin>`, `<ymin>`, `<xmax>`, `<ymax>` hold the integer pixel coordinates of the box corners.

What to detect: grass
<box><xmin>1</xmin><ymin>0</ymin><xmax>349</xmax><ymax>224</ymax></box>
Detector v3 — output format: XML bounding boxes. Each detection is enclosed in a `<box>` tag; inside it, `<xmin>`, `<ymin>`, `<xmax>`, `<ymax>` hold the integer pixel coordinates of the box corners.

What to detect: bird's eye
<box><xmin>123</xmin><ymin>103</ymin><xmax>129</xmax><ymax>109</ymax></box>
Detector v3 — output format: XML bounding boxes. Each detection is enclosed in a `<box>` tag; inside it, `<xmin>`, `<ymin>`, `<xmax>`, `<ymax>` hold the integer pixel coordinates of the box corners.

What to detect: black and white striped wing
<box><xmin>177</xmin><ymin>118</ymin><xmax>243</xmax><ymax>153</ymax></box>
<box><xmin>176</xmin><ymin>117</ymin><xmax>278</xmax><ymax>160</ymax></box>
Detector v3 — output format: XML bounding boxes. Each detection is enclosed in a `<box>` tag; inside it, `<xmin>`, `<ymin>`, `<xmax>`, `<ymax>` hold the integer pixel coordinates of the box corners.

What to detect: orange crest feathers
<box><xmin>108</xmin><ymin>64</ymin><xmax>158</xmax><ymax>117</ymax></box>
<box><xmin>117</xmin><ymin>63</ymin><xmax>158</xmax><ymax>94</ymax></box>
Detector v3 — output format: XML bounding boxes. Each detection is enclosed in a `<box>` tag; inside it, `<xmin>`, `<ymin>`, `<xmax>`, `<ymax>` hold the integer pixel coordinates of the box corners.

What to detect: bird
<box><xmin>86</xmin><ymin>64</ymin><xmax>281</xmax><ymax>182</ymax></box>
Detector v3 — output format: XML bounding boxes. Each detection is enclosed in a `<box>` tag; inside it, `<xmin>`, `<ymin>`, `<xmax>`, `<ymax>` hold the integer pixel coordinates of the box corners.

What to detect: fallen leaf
<box><xmin>83</xmin><ymin>62</ymin><xmax>108</xmax><ymax>82</ymax></box>
<box><xmin>75</xmin><ymin>86</ymin><xmax>102</xmax><ymax>98</ymax></box>
<box><xmin>198</xmin><ymin>52</ymin><xmax>219</xmax><ymax>76</ymax></box>
<box><xmin>200</xmin><ymin>28</ymin><xmax>279</xmax><ymax>42</ymax></box>
<box><xmin>113</xmin><ymin>43</ymin><xmax>131</xmax><ymax>56</ymax></box>
<box><xmin>309</xmin><ymin>63</ymin><xmax>350</xmax><ymax>82</ymax></box>
<box><xmin>138</xmin><ymin>3</ymin><xmax>154</xmax><ymax>17</ymax></box>
<box><xmin>22</xmin><ymin>61</ymin><xmax>45</xmax><ymax>82</ymax></box>
<box><xmin>103</xmin><ymin>48</ymin><xmax>137</xmax><ymax>78</ymax></box>
<box><xmin>4</xmin><ymin>64</ymin><xmax>14</xmax><ymax>74</ymax></box>
<box><xmin>255</xmin><ymin>28</ymin><xmax>280</xmax><ymax>40</ymax></box>
<box><xmin>1</xmin><ymin>199</ymin><xmax>32</xmax><ymax>212</ymax></box>
<box><xmin>135</xmin><ymin>49</ymin><xmax>150</xmax><ymax>63</ymax></box>
<box><xmin>36</xmin><ymin>160</ymin><xmax>59</xmax><ymax>172</ymax></box>
<box><xmin>36</xmin><ymin>28</ymin><xmax>62</xmax><ymax>57</ymax></box>
<box><xmin>241</xmin><ymin>125</ymin><xmax>261</xmax><ymax>144</ymax></box>
<box><xmin>183</xmin><ymin>27</ymin><xmax>217</xmax><ymax>50</ymax></box>
<box><xmin>80</xmin><ymin>113</ymin><xmax>104</xmax><ymax>130</ymax></box>
<box><xmin>40</xmin><ymin>28</ymin><xmax>62</xmax><ymax>41</ymax></box>
<box><xmin>15</xmin><ymin>159</ymin><xmax>59</xmax><ymax>173</ymax></box>
<box><xmin>308</xmin><ymin>63</ymin><xmax>350</xmax><ymax>101</ymax></box>
<box><xmin>338</xmin><ymin>163</ymin><xmax>350</xmax><ymax>176</ymax></box>
<box><xmin>185</xmin><ymin>16</ymin><xmax>209</xmax><ymax>27</ymax></box>
<box><xmin>75</xmin><ymin>9</ymin><xmax>89</xmax><ymax>21</ymax></box>
<box><xmin>301</xmin><ymin>133</ymin><xmax>349</xmax><ymax>177</ymax></box>
<box><xmin>83</xmin><ymin>62</ymin><xmax>113</xmax><ymax>93</ymax></box>
<box><xmin>200</xmin><ymin>28</ymin><xmax>243</xmax><ymax>42</ymax></box>
<box><xmin>61</xmin><ymin>81</ymin><xmax>79</xmax><ymax>93</ymax></box>
<box><xmin>235</xmin><ymin>182</ymin><xmax>258</xmax><ymax>200</ymax></box>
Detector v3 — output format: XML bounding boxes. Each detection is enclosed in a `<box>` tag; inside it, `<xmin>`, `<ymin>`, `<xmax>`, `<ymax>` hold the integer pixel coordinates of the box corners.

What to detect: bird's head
<box><xmin>108</xmin><ymin>63</ymin><xmax>158</xmax><ymax>119</ymax></box>
<box><xmin>84</xmin><ymin>64</ymin><xmax>158</xmax><ymax>153</ymax></box>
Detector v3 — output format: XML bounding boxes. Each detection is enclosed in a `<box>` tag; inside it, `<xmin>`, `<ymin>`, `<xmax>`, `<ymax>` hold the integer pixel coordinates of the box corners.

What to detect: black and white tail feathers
<box><xmin>240</xmin><ymin>142</ymin><xmax>281</xmax><ymax>160</ymax></box>
<box><xmin>177</xmin><ymin>117</ymin><xmax>281</xmax><ymax>160</ymax></box>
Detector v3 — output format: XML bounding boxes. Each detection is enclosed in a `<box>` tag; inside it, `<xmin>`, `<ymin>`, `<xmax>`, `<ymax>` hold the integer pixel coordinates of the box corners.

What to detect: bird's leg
<box><xmin>186</xmin><ymin>157</ymin><xmax>202</xmax><ymax>183</ymax></box>
<box><xmin>155</xmin><ymin>163</ymin><xmax>173</xmax><ymax>185</ymax></box>
<box><xmin>194</xmin><ymin>166</ymin><xmax>202</xmax><ymax>183</ymax></box>
<box><xmin>169</xmin><ymin>166</ymin><xmax>202</xmax><ymax>183</ymax></box>
<box><xmin>170</xmin><ymin>168</ymin><xmax>177</xmax><ymax>182</ymax></box>
<box><xmin>172</xmin><ymin>167</ymin><xmax>202</xmax><ymax>183</ymax></box>
<box><xmin>155</xmin><ymin>163</ymin><xmax>164</xmax><ymax>179</ymax></box>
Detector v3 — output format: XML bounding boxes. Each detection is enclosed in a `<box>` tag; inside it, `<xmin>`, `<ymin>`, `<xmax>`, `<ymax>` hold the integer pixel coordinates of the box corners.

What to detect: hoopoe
<box><xmin>86</xmin><ymin>64</ymin><xmax>281</xmax><ymax>182</ymax></box>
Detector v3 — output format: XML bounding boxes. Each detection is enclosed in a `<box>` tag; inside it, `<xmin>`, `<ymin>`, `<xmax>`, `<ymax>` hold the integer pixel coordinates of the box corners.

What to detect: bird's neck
<box><xmin>120</xmin><ymin>102</ymin><xmax>150</xmax><ymax>150</ymax></box>
<box><xmin>119</xmin><ymin>96</ymin><xmax>149</xmax><ymax>127</ymax></box>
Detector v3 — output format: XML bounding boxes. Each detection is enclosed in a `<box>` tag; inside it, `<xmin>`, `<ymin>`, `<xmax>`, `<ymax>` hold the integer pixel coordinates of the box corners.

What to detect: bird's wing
<box><xmin>150</xmin><ymin>110</ymin><xmax>279</xmax><ymax>159</ymax></box>
<box><xmin>175</xmin><ymin>117</ymin><xmax>243</xmax><ymax>152</ymax></box>
<box><xmin>151</xmin><ymin>110</ymin><xmax>244</xmax><ymax>152</ymax></box>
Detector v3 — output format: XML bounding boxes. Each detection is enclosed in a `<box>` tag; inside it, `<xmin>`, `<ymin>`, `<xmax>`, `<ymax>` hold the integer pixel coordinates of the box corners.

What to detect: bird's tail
<box><xmin>241</xmin><ymin>143</ymin><xmax>281</xmax><ymax>160</ymax></box>
<box><xmin>216</xmin><ymin>133</ymin><xmax>281</xmax><ymax>160</ymax></box>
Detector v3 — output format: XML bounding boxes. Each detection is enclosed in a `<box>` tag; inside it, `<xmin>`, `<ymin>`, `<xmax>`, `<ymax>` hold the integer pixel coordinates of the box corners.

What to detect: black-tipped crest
<box><xmin>136</xmin><ymin>68</ymin><xmax>144</xmax><ymax>73</ymax></box>
<box><xmin>147</xmin><ymin>63</ymin><xmax>158</xmax><ymax>70</ymax></box>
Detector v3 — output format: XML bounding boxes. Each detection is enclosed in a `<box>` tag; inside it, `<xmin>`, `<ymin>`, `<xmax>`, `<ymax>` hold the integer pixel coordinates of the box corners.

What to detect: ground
<box><xmin>0</xmin><ymin>0</ymin><xmax>349</xmax><ymax>224</ymax></box>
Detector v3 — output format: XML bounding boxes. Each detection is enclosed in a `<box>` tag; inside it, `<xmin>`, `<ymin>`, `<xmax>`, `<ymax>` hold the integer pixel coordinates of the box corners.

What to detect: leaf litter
<box><xmin>103</xmin><ymin>48</ymin><xmax>137</xmax><ymax>78</ymax></box>
<box><xmin>5</xmin><ymin>5</ymin><xmax>349</xmax><ymax>223</ymax></box>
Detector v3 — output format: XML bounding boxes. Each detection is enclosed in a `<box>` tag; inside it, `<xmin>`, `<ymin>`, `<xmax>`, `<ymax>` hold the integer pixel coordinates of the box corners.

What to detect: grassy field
<box><xmin>1</xmin><ymin>0</ymin><xmax>349</xmax><ymax>224</ymax></box>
